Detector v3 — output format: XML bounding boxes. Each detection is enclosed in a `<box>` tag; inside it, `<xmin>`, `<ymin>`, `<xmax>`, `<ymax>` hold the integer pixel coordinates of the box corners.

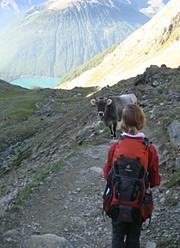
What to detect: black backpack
<box><xmin>102</xmin><ymin>136</ymin><xmax>153</xmax><ymax>222</ymax></box>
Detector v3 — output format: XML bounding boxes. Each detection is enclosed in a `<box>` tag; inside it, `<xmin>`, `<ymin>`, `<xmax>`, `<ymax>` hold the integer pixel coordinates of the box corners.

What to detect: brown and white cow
<box><xmin>90</xmin><ymin>93</ymin><xmax>137</xmax><ymax>138</ymax></box>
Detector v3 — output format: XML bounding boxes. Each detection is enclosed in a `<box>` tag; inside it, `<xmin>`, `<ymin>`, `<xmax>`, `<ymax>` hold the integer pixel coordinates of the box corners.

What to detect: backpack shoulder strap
<box><xmin>118</xmin><ymin>135</ymin><xmax>124</xmax><ymax>141</ymax></box>
<box><xmin>142</xmin><ymin>137</ymin><xmax>150</xmax><ymax>150</ymax></box>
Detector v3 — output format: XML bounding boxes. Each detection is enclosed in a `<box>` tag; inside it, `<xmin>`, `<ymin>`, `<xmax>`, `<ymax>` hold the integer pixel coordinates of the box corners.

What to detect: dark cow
<box><xmin>90</xmin><ymin>93</ymin><xmax>137</xmax><ymax>138</ymax></box>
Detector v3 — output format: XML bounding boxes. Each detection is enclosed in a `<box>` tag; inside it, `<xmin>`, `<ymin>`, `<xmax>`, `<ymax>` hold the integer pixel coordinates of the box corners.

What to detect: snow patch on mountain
<box><xmin>47</xmin><ymin>0</ymin><xmax>82</xmax><ymax>11</ymax></box>
<box><xmin>0</xmin><ymin>0</ymin><xmax>19</xmax><ymax>12</ymax></box>
<box><xmin>140</xmin><ymin>0</ymin><xmax>165</xmax><ymax>17</ymax></box>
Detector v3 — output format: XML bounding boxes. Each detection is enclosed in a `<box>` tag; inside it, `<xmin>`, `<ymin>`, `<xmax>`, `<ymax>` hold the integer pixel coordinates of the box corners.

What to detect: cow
<box><xmin>90</xmin><ymin>93</ymin><xmax>137</xmax><ymax>138</ymax></box>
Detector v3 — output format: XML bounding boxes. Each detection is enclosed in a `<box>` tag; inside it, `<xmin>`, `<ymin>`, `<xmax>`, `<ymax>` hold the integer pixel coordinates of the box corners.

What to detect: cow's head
<box><xmin>90</xmin><ymin>97</ymin><xmax>112</xmax><ymax>119</ymax></box>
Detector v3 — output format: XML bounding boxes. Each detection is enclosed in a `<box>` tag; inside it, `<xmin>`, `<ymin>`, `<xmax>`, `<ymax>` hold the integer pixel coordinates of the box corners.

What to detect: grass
<box><xmin>159</xmin><ymin>26</ymin><xmax>180</xmax><ymax>52</ymax></box>
<box><xmin>10</xmin><ymin>160</ymin><xmax>64</xmax><ymax>212</ymax></box>
<box><xmin>2</xmin><ymin>84</ymin><xmax>94</xmax><ymax>155</ymax></box>
<box><xmin>167</xmin><ymin>169</ymin><xmax>180</xmax><ymax>188</ymax></box>
<box><xmin>8</xmin><ymin>148</ymin><xmax>82</xmax><ymax>213</ymax></box>
<box><xmin>158</xmin><ymin>238</ymin><xmax>180</xmax><ymax>248</ymax></box>
<box><xmin>0</xmin><ymin>184</ymin><xmax>7</xmax><ymax>197</ymax></box>
<box><xmin>0</xmin><ymin>90</ymin><xmax>43</xmax><ymax>128</ymax></box>
<box><xmin>13</xmin><ymin>149</ymin><xmax>32</xmax><ymax>168</ymax></box>
<box><xmin>165</xmin><ymin>195</ymin><xmax>179</xmax><ymax>207</ymax></box>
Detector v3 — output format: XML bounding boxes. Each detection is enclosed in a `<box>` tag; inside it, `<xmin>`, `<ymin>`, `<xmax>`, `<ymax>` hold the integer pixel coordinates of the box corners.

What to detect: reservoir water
<box><xmin>10</xmin><ymin>77</ymin><xmax>60</xmax><ymax>89</ymax></box>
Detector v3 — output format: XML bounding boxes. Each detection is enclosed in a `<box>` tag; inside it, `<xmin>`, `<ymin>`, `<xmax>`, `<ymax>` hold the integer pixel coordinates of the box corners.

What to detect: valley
<box><xmin>0</xmin><ymin>65</ymin><xmax>179</xmax><ymax>247</ymax></box>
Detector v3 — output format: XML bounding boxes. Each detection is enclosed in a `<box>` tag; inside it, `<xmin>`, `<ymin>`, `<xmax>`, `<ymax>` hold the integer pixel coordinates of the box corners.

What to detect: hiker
<box><xmin>103</xmin><ymin>104</ymin><xmax>160</xmax><ymax>248</ymax></box>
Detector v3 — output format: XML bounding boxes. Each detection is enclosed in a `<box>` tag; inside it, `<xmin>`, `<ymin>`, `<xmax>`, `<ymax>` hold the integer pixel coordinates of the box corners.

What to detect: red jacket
<box><xmin>103</xmin><ymin>135</ymin><xmax>160</xmax><ymax>188</ymax></box>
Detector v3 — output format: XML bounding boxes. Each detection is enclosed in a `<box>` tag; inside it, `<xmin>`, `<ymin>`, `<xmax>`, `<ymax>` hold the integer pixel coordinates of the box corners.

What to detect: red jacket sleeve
<box><xmin>148</xmin><ymin>144</ymin><xmax>161</xmax><ymax>188</ymax></box>
<box><xmin>103</xmin><ymin>142</ymin><xmax>118</xmax><ymax>180</ymax></box>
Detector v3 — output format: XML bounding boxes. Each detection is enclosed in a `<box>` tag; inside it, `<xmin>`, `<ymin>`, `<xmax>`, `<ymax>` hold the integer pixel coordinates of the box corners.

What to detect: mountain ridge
<box><xmin>57</xmin><ymin>0</ymin><xmax>180</xmax><ymax>89</ymax></box>
<box><xmin>0</xmin><ymin>0</ymin><xmax>47</xmax><ymax>29</ymax></box>
<box><xmin>0</xmin><ymin>0</ymin><xmax>168</xmax><ymax>82</ymax></box>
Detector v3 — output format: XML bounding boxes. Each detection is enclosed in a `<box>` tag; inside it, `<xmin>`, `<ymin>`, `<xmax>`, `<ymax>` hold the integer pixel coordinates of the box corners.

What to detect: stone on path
<box><xmin>146</xmin><ymin>241</ymin><xmax>157</xmax><ymax>248</ymax></box>
<box><xmin>90</xmin><ymin>166</ymin><xmax>103</xmax><ymax>175</ymax></box>
<box><xmin>31</xmin><ymin>234</ymin><xmax>73</xmax><ymax>248</ymax></box>
<box><xmin>168</xmin><ymin>120</ymin><xmax>180</xmax><ymax>148</ymax></box>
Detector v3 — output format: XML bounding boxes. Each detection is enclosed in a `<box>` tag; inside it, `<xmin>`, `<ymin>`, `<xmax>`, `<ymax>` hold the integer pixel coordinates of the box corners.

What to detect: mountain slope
<box><xmin>0</xmin><ymin>65</ymin><xmax>179</xmax><ymax>247</ymax></box>
<box><xmin>0</xmin><ymin>0</ymin><xmax>152</xmax><ymax>82</ymax></box>
<box><xmin>57</xmin><ymin>0</ymin><xmax>180</xmax><ymax>89</ymax></box>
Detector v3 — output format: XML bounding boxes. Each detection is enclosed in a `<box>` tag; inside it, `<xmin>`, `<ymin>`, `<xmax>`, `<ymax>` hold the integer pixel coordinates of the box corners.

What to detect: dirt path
<box><xmin>0</xmin><ymin>141</ymin><xmax>179</xmax><ymax>248</ymax></box>
<box><xmin>0</xmin><ymin>144</ymin><xmax>112</xmax><ymax>248</ymax></box>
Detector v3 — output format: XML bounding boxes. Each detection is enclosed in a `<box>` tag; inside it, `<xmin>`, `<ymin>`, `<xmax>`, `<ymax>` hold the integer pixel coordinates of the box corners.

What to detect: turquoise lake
<box><xmin>10</xmin><ymin>77</ymin><xmax>60</xmax><ymax>89</ymax></box>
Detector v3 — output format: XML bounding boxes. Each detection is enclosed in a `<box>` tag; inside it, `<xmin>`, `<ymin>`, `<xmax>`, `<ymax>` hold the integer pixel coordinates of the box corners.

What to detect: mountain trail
<box><xmin>0</xmin><ymin>136</ymin><xmax>179</xmax><ymax>247</ymax></box>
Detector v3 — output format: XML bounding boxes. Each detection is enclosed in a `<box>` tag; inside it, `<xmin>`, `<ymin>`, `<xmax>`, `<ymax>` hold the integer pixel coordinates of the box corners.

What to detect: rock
<box><xmin>3</xmin><ymin>229</ymin><xmax>22</xmax><ymax>242</ymax></box>
<box><xmin>0</xmin><ymin>189</ymin><xmax>19</xmax><ymax>216</ymax></box>
<box><xmin>90</xmin><ymin>166</ymin><xmax>103</xmax><ymax>175</ymax></box>
<box><xmin>175</xmin><ymin>157</ymin><xmax>180</xmax><ymax>169</ymax></box>
<box><xmin>146</xmin><ymin>241</ymin><xmax>157</xmax><ymax>248</ymax></box>
<box><xmin>152</xmin><ymin>80</ymin><xmax>160</xmax><ymax>87</ymax></box>
<box><xmin>168</xmin><ymin>120</ymin><xmax>180</xmax><ymax>148</ymax></box>
<box><xmin>31</xmin><ymin>234</ymin><xmax>73</xmax><ymax>248</ymax></box>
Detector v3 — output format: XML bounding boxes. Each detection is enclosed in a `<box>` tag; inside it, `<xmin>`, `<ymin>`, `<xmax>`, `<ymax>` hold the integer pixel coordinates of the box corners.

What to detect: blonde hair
<box><xmin>121</xmin><ymin>104</ymin><xmax>146</xmax><ymax>134</ymax></box>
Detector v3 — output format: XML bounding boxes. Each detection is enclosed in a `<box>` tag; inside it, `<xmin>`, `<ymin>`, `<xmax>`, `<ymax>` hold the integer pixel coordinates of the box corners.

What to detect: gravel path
<box><xmin>0</xmin><ymin>143</ymin><xmax>179</xmax><ymax>248</ymax></box>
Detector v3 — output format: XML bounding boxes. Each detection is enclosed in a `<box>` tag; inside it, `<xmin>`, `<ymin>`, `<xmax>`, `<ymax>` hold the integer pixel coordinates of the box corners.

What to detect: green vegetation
<box><xmin>0</xmin><ymin>86</ymin><xmax>45</xmax><ymax>154</ymax></box>
<box><xmin>11</xmin><ymin>160</ymin><xmax>64</xmax><ymax>211</ymax></box>
<box><xmin>165</xmin><ymin>195</ymin><xmax>179</xmax><ymax>207</ymax></box>
<box><xmin>13</xmin><ymin>185</ymin><xmax>33</xmax><ymax>210</ymax></box>
<box><xmin>0</xmin><ymin>184</ymin><xmax>7</xmax><ymax>197</ymax></box>
<box><xmin>0</xmin><ymin>82</ymin><xmax>96</xmax><ymax>175</ymax></box>
<box><xmin>168</xmin><ymin>169</ymin><xmax>180</xmax><ymax>188</ymax></box>
<box><xmin>13</xmin><ymin>149</ymin><xmax>32</xmax><ymax>168</ymax></box>
<box><xmin>58</xmin><ymin>44</ymin><xmax>119</xmax><ymax>86</ymax></box>
<box><xmin>158</xmin><ymin>238</ymin><xmax>179</xmax><ymax>248</ymax></box>
<box><xmin>0</xmin><ymin>88</ymin><xmax>43</xmax><ymax>128</ymax></box>
<box><xmin>32</xmin><ymin>161</ymin><xmax>63</xmax><ymax>183</ymax></box>
<box><xmin>159</xmin><ymin>26</ymin><xmax>180</xmax><ymax>51</ymax></box>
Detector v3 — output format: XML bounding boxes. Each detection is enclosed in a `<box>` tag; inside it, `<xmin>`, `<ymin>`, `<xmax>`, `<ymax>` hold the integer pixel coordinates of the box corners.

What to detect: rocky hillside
<box><xmin>58</xmin><ymin>0</ymin><xmax>180</xmax><ymax>89</ymax></box>
<box><xmin>0</xmin><ymin>0</ymin><xmax>151</xmax><ymax>82</ymax></box>
<box><xmin>0</xmin><ymin>65</ymin><xmax>179</xmax><ymax>247</ymax></box>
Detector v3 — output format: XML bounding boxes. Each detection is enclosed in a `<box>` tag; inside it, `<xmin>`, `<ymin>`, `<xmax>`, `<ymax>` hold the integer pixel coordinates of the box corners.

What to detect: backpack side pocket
<box><xmin>142</xmin><ymin>190</ymin><xmax>153</xmax><ymax>222</ymax></box>
<box><xmin>102</xmin><ymin>186</ymin><xmax>113</xmax><ymax>215</ymax></box>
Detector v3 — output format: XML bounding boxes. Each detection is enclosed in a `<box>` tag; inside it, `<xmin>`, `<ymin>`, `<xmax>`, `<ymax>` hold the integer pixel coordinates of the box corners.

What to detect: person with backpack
<box><xmin>102</xmin><ymin>103</ymin><xmax>160</xmax><ymax>248</ymax></box>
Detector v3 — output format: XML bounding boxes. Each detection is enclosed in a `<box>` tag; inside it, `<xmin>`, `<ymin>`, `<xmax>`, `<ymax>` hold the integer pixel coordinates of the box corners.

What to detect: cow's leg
<box><xmin>109</xmin><ymin>126</ymin><xmax>114</xmax><ymax>138</ymax></box>
<box><xmin>113</xmin><ymin>122</ymin><xmax>117</xmax><ymax>138</ymax></box>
